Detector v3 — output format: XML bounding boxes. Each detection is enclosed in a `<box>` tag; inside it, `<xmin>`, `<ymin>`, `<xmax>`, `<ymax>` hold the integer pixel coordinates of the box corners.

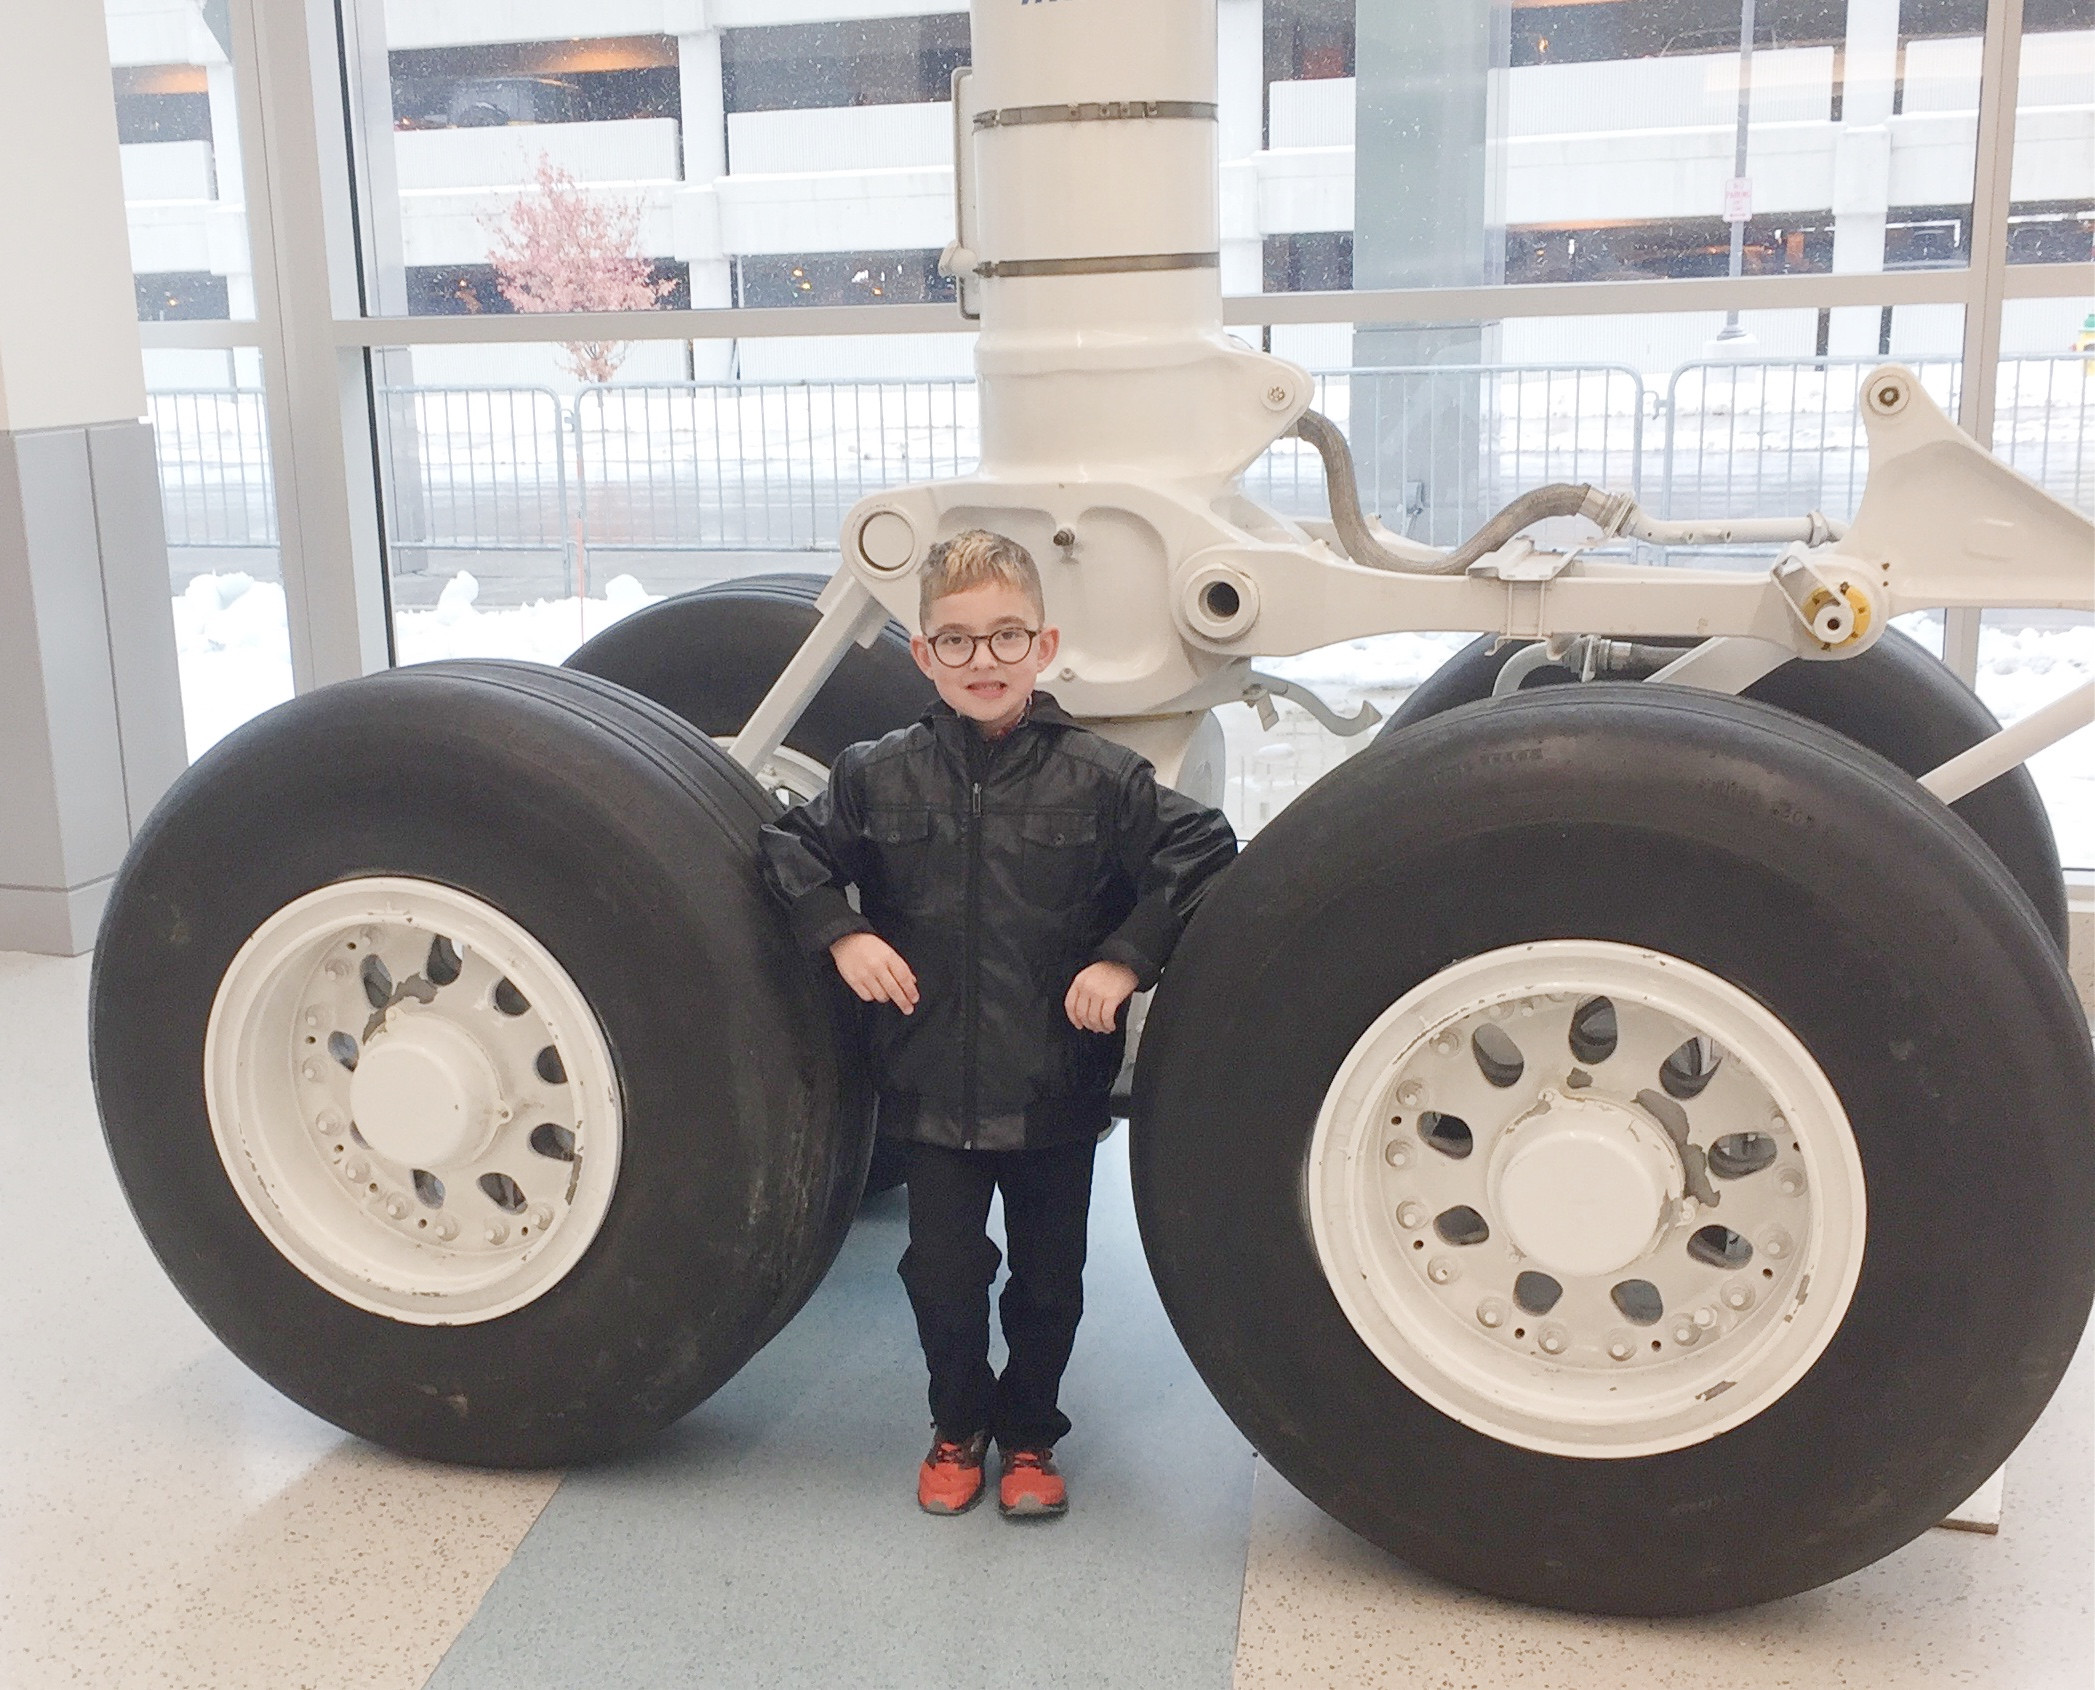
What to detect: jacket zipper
<box><xmin>962</xmin><ymin>778</ymin><xmax>983</xmax><ymax>1147</ymax></box>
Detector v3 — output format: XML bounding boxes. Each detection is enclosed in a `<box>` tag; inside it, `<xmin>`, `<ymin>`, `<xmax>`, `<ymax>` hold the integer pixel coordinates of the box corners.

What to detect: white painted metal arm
<box><xmin>1920</xmin><ymin>681</ymin><xmax>2094</xmax><ymax>804</ymax></box>
<box><xmin>726</xmin><ymin>573</ymin><xmax>896</xmax><ymax>775</ymax></box>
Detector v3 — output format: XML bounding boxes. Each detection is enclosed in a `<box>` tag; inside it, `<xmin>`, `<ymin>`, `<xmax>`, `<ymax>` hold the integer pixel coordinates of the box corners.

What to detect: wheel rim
<box><xmin>204</xmin><ymin>878</ymin><xmax>623</xmax><ymax>1324</ymax></box>
<box><xmin>1308</xmin><ymin>940</ymin><xmax>1866</xmax><ymax>1458</ymax></box>
<box><xmin>732</xmin><ymin>741</ymin><xmax>830</xmax><ymax>810</ymax></box>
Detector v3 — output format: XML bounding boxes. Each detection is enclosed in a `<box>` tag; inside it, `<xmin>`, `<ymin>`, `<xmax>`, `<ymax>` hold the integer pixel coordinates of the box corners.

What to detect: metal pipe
<box><xmin>1919</xmin><ymin>680</ymin><xmax>2094</xmax><ymax>804</ymax></box>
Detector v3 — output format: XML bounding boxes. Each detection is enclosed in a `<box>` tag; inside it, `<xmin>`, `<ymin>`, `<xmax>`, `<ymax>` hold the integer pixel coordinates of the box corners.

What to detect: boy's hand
<box><xmin>830</xmin><ymin>932</ymin><xmax>919</xmax><ymax>1014</ymax></box>
<box><xmin>1065</xmin><ymin>960</ymin><xmax>1138</xmax><ymax>1033</ymax></box>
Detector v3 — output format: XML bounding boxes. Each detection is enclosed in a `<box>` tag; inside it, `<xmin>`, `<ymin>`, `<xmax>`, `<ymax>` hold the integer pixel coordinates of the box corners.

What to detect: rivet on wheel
<box><xmin>1762</xmin><ymin>1229</ymin><xmax>1792</xmax><ymax>1259</ymax></box>
<box><xmin>315</xmin><ymin>1110</ymin><xmax>341</xmax><ymax>1135</ymax></box>
<box><xmin>1430</xmin><ymin>1031</ymin><xmax>1458</xmax><ymax>1057</ymax></box>
<box><xmin>1724</xmin><ymin>1282</ymin><xmax>1755</xmax><ymax>1311</ymax></box>
<box><xmin>384</xmin><ymin>1193</ymin><xmax>409</xmax><ymax>1220</ymax></box>
<box><xmin>301</xmin><ymin>1059</ymin><xmax>321</xmax><ymax>1081</ymax></box>
<box><xmin>1383</xmin><ymin>1139</ymin><xmax>1411</xmax><ymax>1168</ymax></box>
<box><xmin>484</xmin><ymin>1220</ymin><xmax>509</xmax><ymax>1245</ymax></box>
<box><xmin>1397</xmin><ymin>1201</ymin><xmax>1427</xmax><ymax>1229</ymax></box>
<box><xmin>1476</xmin><ymin>1297</ymin><xmax>1507</xmax><ymax>1329</ymax></box>
<box><xmin>529</xmin><ymin>1205</ymin><xmax>553</xmax><ymax>1231</ymax></box>
<box><xmin>1396</xmin><ymin>1079</ymin><xmax>1426</xmax><ymax>1108</ymax></box>
<box><xmin>1538</xmin><ymin>1326</ymin><xmax>1568</xmax><ymax>1355</ymax></box>
<box><xmin>1607</xmin><ymin>1335</ymin><xmax>1635</xmax><ymax>1361</ymax></box>
<box><xmin>1672</xmin><ymin>1321</ymin><xmax>1701</xmax><ymax>1346</ymax></box>
<box><xmin>433</xmin><ymin>1216</ymin><xmax>458</xmax><ymax>1241</ymax></box>
<box><xmin>1777</xmin><ymin>1166</ymin><xmax>1806</xmax><ymax>1196</ymax></box>
<box><xmin>1427</xmin><ymin>1256</ymin><xmax>1457</xmax><ymax>1285</ymax></box>
<box><xmin>343</xmin><ymin>1158</ymin><xmax>367</xmax><ymax>1183</ymax></box>
<box><xmin>1693</xmin><ymin>1306</ymin><xmax>1716</xmax><ymax>1328</ymax></box>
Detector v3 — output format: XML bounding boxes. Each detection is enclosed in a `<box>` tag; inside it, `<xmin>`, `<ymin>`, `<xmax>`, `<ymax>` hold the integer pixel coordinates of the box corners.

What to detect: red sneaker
<box><xmin>917</xmin><ymin>1429</ymin><xmax>989</xmax><ymax>1515</ymax></box>
<box><xmin>997</xmin><ymin>1446</ymin><xmax>1068</xmax><ymax>1517</ymax></box>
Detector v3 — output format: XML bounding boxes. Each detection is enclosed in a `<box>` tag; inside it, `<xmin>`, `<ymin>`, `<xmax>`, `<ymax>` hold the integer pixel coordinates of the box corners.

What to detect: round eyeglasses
<box><xmin>928</xmin><ymin>627</ymin><xmax>1040</xmax><ymax>668</ymax></box>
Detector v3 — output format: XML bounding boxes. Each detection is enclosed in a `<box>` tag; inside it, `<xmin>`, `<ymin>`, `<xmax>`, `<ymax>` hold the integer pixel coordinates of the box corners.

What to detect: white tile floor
<box><xmin>6</xmin><ymin>943</ymin><xmax>2091</xmax><ymax>1688</ymax></box>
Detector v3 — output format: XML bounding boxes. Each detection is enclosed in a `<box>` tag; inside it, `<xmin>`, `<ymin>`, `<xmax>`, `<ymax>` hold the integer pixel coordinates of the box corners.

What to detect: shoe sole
<box><xmin>998</xmin><ymin>1495</ymin><xmax>1068</xmax><ymax>1518</ymax></box>
<box><xmin>918</xmin><ymin>1485</ymin><xmax>987</xmax><ymax>1517</ymax></box>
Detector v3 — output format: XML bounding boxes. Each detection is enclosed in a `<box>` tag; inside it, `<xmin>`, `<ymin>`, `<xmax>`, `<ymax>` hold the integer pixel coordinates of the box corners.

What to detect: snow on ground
<box><xmin>170</xmin><ymin>570</ymin><xmax>2092</xmax><ymax>865</ymax></box>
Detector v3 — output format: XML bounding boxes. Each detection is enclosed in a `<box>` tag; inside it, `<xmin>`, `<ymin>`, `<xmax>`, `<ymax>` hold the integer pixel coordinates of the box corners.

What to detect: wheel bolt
<box><xmin>1763</xmin><ymin>1230</ymin><xmax>1791</xmax><ymax>1259</ymax></box>
<box><xmin>1777</xmin><ymin>1167</ymin><xmax>1806</xmax><ymax>1196</ymax></box>
<box><xmin>304</xmin><ymin>1009</ymin><xmax>320</xmax><ymax>1027</ymax></box>
<box><xmin>1384</xmin><ymin>1140</ymin><xmax>1411</xmax><ymax>1168</ymax></box>
<box><xmin>1431</xmin><ymin>1032</ymin><xmax>1458</xmax><ymax>1057</ymax></box>
<box><xmin>1539</xmin><ymin>1326</ymin><xmax>1567</xmax><ymax>1355</ymax></box>
<box><xmin>484</xmin><ymin>1220</ymin><xmax>508</xmax><ymax>1245</ymax></box>
<box><xmin>302</xmin><ymin>1060</ymin><xmax>321</xmax><ymax>1082</ymax></box>
<box><xmin>316</xmin><ymin>1110</ymin><xmax>341</xmax><ymax>1135</ymax></box>
<box><xmin>1427</xmin><ymin>1256</ymin><xmax>1457</xmax><ymax>1285</ymax></box>
<box><xmin>1397</xmin><ymin>1201</ymin><xmax>1426</xmax><ymax>1230</ymax></box>
<box><xmin>343</xmin><ymin>1157</ymin><xmax>367</xmax><ymax>1183</ymax></box>
<box><xmin>1607</xmin><ymin>1337</ymin><xmax>1635</xmax><ymax>1361</ymax></box>
<box><xmin>1724</xmin><ymin>1283</ymin><xmax>1754</xmax><ymax>1311</ymax></box>
<box><xmin>384</xmin><ymin>1194</ymin><xmax>409</xmax><ymax>1220</ymax></box>
<box><xmin>1396</xmin><ymin>1080</ymin><xmax>1426</xmax><ymax>1108</ymax></box>
<box><xmin>1693</xmin><ymin>1306</ymin><xmax>1716</xmax><ymax>1328</ymax></box>
<box><xmin>434</xmin><ymin>1216</ymin><xmax>458</xmax><ymax>1241</ymax></box>
<box><xmin>529</xmin><ymin>1206</ymin><xmax>553</xmax><ymax>1232</ymax></box>
<box><xmin>1672</xmin><ymin>1321</ymin><xmax>1700</xmax><ymax>1346</ymax></box>
<box><xmin>1486</xmin><ymin>1002</ymin><xmax>1514</xmax><ymax>1021</ymax></box>
<box><xmin>1477</xmin><ymin>1297</ymin><xmax>1507</xmax><ymax>1329</ymax></box>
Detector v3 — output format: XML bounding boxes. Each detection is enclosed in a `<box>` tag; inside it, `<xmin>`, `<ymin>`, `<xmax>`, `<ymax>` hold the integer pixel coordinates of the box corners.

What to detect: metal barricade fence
<box><xmin>376</xmin><ymin>387</ymin><xmax>571</xmax><ymax>570</ymax></box>
<box><xmin>571</xmin><ymin>380</ymin><xmax>978</xmax><ymax>556</ymax></box>
<box><xmin>148</xmin><ymin>390</ymin><xmax>276</xmax><ymax>549</ymax></box>
<box><xmin>145</xmin><ymin>358</ymin><xmax>2090</xmax><ymax>575</ymax></box>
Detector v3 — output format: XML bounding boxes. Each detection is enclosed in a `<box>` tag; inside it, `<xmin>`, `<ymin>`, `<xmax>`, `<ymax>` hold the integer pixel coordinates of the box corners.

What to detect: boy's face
<box><xmin>911</xmin><ymin>580</ymin><xmax>1061</xmax><ymax>734</ymax></box>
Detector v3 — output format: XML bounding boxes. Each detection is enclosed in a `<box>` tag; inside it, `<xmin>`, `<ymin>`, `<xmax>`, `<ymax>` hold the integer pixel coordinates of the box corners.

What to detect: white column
<box><xmin>1828</xmin><ymin>0</ymin><xmax>1899</xmax><ymax>356</ymax></box>
<box><xmin>1217</xmin><ymin>0</ymin><xmax>1264</xmax><ymax>296</ymax></box>
<box><xmin>677</xmin><ymin>29</ymin><xmax>733</xmax><ymax>379</ymax></box>
<box><xmin>0</xmin><ymin>3</ymin><xmax>188</xmax><ymax>953</ymax></box>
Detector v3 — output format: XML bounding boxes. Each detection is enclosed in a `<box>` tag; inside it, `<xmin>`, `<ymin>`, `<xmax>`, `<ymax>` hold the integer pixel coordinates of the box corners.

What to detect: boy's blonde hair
<box><xmin>918</xmin><ymin>528</ymin><xmax>1044</xmax><ymax>629</ymax></box>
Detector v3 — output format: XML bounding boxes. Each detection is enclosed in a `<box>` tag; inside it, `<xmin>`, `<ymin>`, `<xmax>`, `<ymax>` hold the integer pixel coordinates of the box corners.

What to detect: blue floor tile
<box><xmin>428</xmin><ymin>1131</ymin><xmax>1255</xmax><ymax>1690</ymax></box>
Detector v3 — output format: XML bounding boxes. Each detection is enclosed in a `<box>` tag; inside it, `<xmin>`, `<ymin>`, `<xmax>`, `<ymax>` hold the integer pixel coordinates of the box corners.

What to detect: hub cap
<box><xmin>205</xmin><ymin>878</ymin><xmax>623</xmax><ymax>1324</ymax></box>
<box><xmin>1308</xmin><ymin>940</ymin><xmax>1866</xmax><ymax>1457</ymax></box>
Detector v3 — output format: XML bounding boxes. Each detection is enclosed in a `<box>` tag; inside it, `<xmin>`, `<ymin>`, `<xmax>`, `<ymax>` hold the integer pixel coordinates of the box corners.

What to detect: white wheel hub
<box><xmin>1308</xmin><ymin>940</ymin><xmax>1866</xmax><ymax>1458</ymax></box>
<box><xmin>205</xmin><ymin>878</ymin><xmax>623</xmax><ymax>1324</ymax></box>
<box><xmin>349</xmin><ymin>1012</ymin><xmax>502</xmax><ymax>1169</ymax></box>
<box><xmin>1488</xmin><ymin>1093</ymin><xmax>1679</xmax><ymax>1279</ymax></box>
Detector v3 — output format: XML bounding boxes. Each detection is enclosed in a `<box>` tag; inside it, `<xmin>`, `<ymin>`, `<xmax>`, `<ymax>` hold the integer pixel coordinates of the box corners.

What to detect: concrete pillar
<box><xmin>0</xmin><ymin>6</ymin><xmax>188</xmax><ymax>954</ymax></box>
<box><xmin>1829</xmin><ymin>0</ymin><xmax>1900</xmax><ymax>356</ymax></box>
<box><xmin>1351</xmin><ymin>7</ymin><xmax>1508</xmax><ymax>544</ymax></box>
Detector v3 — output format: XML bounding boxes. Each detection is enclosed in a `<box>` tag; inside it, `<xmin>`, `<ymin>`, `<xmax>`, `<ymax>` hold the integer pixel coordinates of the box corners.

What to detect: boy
<box><xmin>758</xmin><ymin>529</ymin><xmax>1238</xmax><ymax>1519</ymax></box>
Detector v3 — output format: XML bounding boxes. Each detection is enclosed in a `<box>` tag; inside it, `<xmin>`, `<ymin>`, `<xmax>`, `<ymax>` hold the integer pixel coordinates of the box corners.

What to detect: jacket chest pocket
<box><xmin>1016</xmin><ymin>810</ymin><xmax>1100</xmax><ymax>910</ymax></box>
<box><xmin>866</xmin><ymin>808</ymin><xmax>936</xmax><ymax>906</ymax></box>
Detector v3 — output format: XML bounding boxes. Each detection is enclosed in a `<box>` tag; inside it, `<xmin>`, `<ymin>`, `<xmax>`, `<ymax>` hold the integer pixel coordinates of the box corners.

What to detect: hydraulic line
<box><xmin>1287</xmin><ymin>408</ymin><xmax>1845</xmax><ymax>576</ymax></box>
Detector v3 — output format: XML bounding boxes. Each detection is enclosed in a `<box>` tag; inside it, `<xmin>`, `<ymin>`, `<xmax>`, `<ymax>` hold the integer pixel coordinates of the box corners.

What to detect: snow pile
<box><xmin>391</xmin><ymin>571</ymin><xmax>662</xmax><ymax>666</ymax></box>
<box><xmin>170</xmin><ymin>572</ymin><xmax>295</xmax><ymax>761</ymax></box>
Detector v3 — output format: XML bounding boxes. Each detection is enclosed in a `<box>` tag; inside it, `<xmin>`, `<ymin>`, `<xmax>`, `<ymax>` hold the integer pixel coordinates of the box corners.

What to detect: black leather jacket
<box><xmin>758</xmin><ymin>692</ymin><xmax>1238</xmax><ymax>1150</ymax></box>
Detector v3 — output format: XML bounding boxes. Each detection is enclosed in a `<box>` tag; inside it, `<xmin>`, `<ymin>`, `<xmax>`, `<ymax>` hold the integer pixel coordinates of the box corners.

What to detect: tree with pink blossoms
<box><xmin>483</xmin><ymin>157</ymin><xmax>674</xmax><ymax>383</ymax></box>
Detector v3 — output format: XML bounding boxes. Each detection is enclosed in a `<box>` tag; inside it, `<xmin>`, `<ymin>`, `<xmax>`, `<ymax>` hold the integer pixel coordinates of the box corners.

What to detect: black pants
<box><xmin>897</xmin><ymin>1136</ymin><xmax>1098</xmax><ymax>1450</ymax></box>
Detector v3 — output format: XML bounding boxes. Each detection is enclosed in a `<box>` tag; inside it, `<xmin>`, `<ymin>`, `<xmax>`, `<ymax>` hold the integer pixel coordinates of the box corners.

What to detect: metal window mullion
<box><xmin>229</xmin><ymin>0</ymin><xmax>390</xmax><ymax>690</ymax></box>
<box><xmin>1946</xmin><ymin>0</ymin><xmax>2027</xmax><ymax>683</ymax></box>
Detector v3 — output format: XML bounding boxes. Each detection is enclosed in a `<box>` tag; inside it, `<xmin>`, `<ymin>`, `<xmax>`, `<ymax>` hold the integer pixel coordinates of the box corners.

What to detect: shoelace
<box><xmin>1006</xmin><ymin>1450</ymin><xmax>1048</xmax><ymax>1472</ymax></box>
<box><xmin>930</xmin><ymin>1440</ymin><xmax>979</xmax><ymax>1468</ymax></box>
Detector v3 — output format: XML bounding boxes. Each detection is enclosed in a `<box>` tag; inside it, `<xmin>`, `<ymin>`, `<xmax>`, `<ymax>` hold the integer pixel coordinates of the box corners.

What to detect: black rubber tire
<box><xmin>91</xmin><ymin>660</ymin><xmax>872</xmax><ymax>1466</ymax></box>
<box><xmin>566</xmin><ymin>573</ymin><xmax>932</xmax><ymax>1197</ymax></box>
<box><xmin>1378</xmin><ymin>628</ymin><xmax>2070</xmax><ymax>951</ymax></box>
<box><xmin>563</xmin><ymin>572</ymin><xmax>935</xmax><ymax>767</ymax></box>
<box><xmin>1133</xmin><ymin>686</ymin><xmax>2095</xmax><ymax>1615</ymax></box>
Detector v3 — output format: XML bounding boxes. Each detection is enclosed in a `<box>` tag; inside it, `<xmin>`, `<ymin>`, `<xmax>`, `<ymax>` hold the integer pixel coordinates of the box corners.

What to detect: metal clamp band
<box><xmin>973</xmin><ymin>251</ymin><xmax>1221</xmax><ymax>280</ymax></box>
<box><xmin>974</xmin><ymin>99</ymin><xmax>1217</xmax><ymax>129</ymax></box>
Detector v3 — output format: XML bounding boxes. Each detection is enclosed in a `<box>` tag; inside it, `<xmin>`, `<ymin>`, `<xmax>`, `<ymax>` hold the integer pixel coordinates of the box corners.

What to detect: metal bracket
<box><xmin>1243</xmin><ymin>673</ymin><xmax>1383</xmax><ymax>738</ymax></box>
<box><xmin>974</xmin><ymin>251</ymin><xmax>1221</xmax><ymax>280</ymax></box>
<box><xmin>975</xmin><ymin>99</ymin><xmax>1217</xmax><ymax>128</ymax></box>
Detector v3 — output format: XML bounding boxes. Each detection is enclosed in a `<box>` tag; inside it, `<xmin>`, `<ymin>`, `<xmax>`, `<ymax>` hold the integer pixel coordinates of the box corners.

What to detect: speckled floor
<box><xmin>5</xmin><ymin>947</ymin><xmax>2089</xmax><ymax>1688</ymax></box>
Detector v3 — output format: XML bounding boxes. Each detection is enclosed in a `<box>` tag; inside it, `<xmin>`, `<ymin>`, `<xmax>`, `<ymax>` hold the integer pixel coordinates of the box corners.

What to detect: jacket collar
<box><xmin>921</xmin><ymin>690</ymin><xmax>1080</xmax><ymax>736</ymax></box>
